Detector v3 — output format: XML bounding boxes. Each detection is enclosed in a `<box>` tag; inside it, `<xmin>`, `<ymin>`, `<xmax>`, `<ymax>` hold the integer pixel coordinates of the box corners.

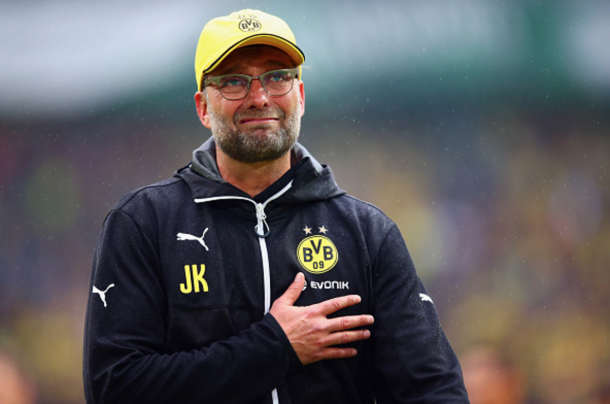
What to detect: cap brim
<box><xmin>203</xmin><ymin>34</ymin><xmax>305</xmax><ymax>76</ymax></box>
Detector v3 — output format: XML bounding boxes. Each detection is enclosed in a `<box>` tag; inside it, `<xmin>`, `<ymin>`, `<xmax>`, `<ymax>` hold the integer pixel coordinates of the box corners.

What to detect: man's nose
<box><xmin>243</xmin><ymin>78</ymin><xmax>270</xmax><ymax>109</ymax></box>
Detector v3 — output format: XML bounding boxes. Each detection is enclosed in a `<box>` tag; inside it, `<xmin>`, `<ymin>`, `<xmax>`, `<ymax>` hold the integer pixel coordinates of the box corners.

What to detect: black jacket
<box><xmin>83</xmin><ymin>138</ymin><xmax>469</xmax><ymax>404</ymax></box>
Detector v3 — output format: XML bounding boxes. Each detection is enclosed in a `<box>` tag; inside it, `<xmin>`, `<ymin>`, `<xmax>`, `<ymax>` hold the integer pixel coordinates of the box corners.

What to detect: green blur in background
<box><xmin>1</xmin><ymin>1</ymin><xmax>609</xmax><ymax>403</ymax></box>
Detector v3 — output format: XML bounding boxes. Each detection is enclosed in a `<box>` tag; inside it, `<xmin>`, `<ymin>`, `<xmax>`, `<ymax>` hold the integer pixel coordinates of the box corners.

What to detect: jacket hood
<box><xmin>176</xmin><ymin>137</ymin><xmax>345</xmax><ymax>204</ymax></box>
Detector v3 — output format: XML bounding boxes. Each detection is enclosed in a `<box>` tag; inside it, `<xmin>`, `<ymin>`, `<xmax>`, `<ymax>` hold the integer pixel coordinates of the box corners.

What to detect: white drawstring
<box><xmin>255</xmin><ymin>203</ymin><xmax>269</xmax><ymax>236</ymax></box>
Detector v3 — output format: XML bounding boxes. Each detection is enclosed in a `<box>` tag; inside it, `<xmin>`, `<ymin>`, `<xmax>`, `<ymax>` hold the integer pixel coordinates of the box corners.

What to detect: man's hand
<box><xmin>269</xmin><ymin>272</ymin><xmax>374</xmax><ymax>365</ymax></box>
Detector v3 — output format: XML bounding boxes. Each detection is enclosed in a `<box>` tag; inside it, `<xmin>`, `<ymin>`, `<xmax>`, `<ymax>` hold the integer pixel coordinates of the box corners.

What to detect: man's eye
<box><xmin>267</xmin><ymin>72</ymin><xmax>288</xmax><ymax>82</ymax></box>
<box><xmin>220</xmin><ymin>77</ymin><xmax>247</xmax><ymax>87</ymax></box>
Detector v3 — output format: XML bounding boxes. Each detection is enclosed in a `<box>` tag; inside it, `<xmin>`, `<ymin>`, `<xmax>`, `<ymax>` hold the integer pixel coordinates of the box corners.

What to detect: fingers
<box><xmin>316</xmin><ymin>294</ymin><xmax>363</xmax><ymax>316</ymax></box>
<box><xmin>276</xmin><ymin>272</ymin><xmax>305</xmax><ymax>306</ymax></box>
<box><xmin>302</xmin><ymin>329</ymin><xmax>371</xmax><ymax>365</ymax></box>
<box><xmin>327</xmin><ymin>314</ymin><xmax>374</xmax><ymax>333</ymax></box>
<box><xmin>328</xmin><ymin>328</ymin><xmax>371</xmax><ymax>346</ymax></box>
<box><xmin>317</xmin><ymin>347</ymin><xmax>359</xmax><ymax>361</ymax></box>
<box><xmin>315</xmin><ymin>329</ymin><xmax>372</xmax><ymax>360</ymax></box>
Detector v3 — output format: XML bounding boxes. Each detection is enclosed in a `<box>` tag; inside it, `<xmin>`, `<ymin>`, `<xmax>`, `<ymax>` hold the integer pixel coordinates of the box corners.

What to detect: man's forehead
<box><xmin>211</xmin><ymin>45</ymin><xmax>294</xmax><ymax>74</ymax></box>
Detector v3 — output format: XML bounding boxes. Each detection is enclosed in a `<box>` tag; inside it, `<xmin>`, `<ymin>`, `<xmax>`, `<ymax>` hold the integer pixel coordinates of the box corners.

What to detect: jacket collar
<box><xmin>176</xmin><ymin>137</ymin><xmax>345</xmax><ymax>203</ymax></box>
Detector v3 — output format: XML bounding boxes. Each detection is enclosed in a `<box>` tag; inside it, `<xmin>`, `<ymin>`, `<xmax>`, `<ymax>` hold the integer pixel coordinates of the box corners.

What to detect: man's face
<box><xmin>195</xmin><ymin>46</ymin><xmax>305</xmax><ymax>164</ymax></box>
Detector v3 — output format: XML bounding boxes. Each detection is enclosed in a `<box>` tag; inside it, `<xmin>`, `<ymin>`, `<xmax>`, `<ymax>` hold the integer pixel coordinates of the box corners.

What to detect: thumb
<box><xmin>278</xmin><ymin>272</ymin><xmax>305</xmax><ymax>306</ymax></box>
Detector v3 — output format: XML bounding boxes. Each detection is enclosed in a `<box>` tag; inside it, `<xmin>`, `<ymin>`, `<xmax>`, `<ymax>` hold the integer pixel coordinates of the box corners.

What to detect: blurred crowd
<box><xmin>0</xmin><ymin>104</ymin><xmax>609</xmax><ymax>403</ymax></box>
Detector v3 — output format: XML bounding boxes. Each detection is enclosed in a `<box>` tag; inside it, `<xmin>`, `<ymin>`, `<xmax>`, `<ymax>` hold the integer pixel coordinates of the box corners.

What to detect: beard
<box><xmin>208</xmin><ymin>104</ymin><xmax>301</xmax><ymax>164</ymax></box>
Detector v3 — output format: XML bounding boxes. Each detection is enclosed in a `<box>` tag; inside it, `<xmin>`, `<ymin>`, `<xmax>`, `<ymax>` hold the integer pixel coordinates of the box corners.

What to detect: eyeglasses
<box><xmin>203</xmin><ymin>68</ymin><xmax>299</xmax><ymax>100</ymax></box>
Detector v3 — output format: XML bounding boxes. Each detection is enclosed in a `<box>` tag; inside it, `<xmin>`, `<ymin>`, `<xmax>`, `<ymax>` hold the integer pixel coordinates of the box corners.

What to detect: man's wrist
<box><xmin>264</xmin><ymin>312</ymin><xmax>304</xmax><ymax>374</ymax></box>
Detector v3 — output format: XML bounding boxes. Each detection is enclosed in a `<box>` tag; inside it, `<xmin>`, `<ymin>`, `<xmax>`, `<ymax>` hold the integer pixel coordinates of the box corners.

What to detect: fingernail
<box><xmin>364</xmin><ymin>330</ymin><xmax>371</xmax><ymax>338</ymax></box>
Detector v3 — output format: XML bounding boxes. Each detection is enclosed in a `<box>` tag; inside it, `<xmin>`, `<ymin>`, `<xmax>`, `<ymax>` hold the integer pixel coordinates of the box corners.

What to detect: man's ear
<box><xmin>298</xmin><ymin>80</ymin><xmax>305</xmax><ymax>117</ymax></box>
<box><xmin>195</xmin><ymin>91</ymin><xmax>211</xmax><ymax>129</ymax></box>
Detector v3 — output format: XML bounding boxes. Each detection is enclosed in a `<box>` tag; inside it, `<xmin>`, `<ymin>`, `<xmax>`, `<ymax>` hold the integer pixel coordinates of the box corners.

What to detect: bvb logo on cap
<box><xmin>238</xmin><ymin>17</ymin><xmax>261</xmax><ymax>32</ymax></box>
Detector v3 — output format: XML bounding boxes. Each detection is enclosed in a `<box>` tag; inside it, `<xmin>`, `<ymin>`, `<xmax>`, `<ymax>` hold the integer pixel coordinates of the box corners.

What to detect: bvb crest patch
<box><xmin>297</xmin><ymin>235</ymin><xmax>339</xmax><ymax>274</ymax></box>
<box><xmin>238</xmin><ymin>17</ymin><xmax>261</xmax><ymax>32</ymax></box>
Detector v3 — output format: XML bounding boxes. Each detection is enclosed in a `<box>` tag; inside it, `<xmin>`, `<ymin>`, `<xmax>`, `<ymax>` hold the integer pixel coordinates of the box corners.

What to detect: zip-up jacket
<box><xmin>83</xmin><ymin>138</ymin><xmax>469</xmax><ymax>404</ymax></box>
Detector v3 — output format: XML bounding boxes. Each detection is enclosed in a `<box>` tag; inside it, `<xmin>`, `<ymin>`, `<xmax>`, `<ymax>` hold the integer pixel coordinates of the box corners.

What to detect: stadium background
<box><xmin>1</xmin><ymin>0</ymin><xmax>609</xmax><ymax>402</ymax></box>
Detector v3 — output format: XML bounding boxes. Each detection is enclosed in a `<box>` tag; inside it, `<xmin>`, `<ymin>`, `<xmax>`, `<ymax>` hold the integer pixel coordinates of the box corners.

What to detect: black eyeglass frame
<box><xmin>202</xmin><ymin>68</ymin><xmax>300</xmax><ymax>100</ymax></box>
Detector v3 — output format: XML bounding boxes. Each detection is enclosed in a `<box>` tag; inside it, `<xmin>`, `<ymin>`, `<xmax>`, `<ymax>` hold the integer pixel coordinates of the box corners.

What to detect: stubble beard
<box><xmin>209</xmin><ymin>105</ymin><xmax>301</xmax><ymax>164</ymax></box>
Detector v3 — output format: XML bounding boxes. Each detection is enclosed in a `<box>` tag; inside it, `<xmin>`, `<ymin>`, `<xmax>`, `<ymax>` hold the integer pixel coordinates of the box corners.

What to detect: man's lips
<box><xmin>238</xmin><ymin>117</ymin><xmax>280</xmax><ymax>125</ymax></box>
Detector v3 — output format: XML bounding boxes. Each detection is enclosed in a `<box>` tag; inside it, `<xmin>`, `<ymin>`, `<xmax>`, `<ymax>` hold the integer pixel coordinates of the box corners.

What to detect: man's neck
<box><xmin>216</xmin><ymin>147</ymin><xmax>291</xmax><ymax>198</ymax></box>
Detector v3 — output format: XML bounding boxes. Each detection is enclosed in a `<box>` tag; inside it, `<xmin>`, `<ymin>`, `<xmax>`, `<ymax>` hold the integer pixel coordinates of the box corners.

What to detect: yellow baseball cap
<box><xmin>195</xmin><ymin>9</ymin><xmax>305</xmax><ymax>91</ymax></box>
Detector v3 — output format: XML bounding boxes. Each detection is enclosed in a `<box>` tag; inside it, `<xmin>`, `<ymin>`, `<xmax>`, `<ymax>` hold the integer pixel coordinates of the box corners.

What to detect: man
<box><xmin>83</xmin><ymin>9</ymin><xmax>469</xmax><ymax>404</ymax></box>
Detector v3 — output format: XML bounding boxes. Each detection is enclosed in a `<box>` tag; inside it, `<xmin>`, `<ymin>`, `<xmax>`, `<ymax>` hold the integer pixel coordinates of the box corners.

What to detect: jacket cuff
<box><xmin>264</xmin><ymin>313</ymin><xmax>304</xmax><ymax>376</ymax></box>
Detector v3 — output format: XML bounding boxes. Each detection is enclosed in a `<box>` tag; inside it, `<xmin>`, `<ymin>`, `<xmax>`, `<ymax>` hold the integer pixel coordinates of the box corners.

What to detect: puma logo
<box><xmin>177</xmin><ymin>228</ymin><xmax>209</xmax><ymax>251</ymax></box>
<box><xmin>419</xmin><ymin>293</ymin><xmax>434</xmax><ymax>304</ymax></box>
<box><xmin>92</xmin><ymin>284</ymin><xmax>115</xmax><ymax>307</ymax></box>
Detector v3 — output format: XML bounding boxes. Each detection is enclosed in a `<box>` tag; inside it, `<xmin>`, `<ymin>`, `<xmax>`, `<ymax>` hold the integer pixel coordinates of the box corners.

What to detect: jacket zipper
<box><xmin>194</xmin><ymin>180</ymin><xmax>293</xmax><ymax>404</ymax></box>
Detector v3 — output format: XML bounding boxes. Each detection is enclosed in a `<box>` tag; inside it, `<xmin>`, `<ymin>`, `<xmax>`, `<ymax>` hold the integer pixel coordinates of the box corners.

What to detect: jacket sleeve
<box><xmin>371</xmin><ymin>224</ymin><xmax>470</xmax><ymax>403</ymax></box>
<box><xmin>83</xmin><ymin>209</ymin><xmax>297</xmax><ymax>404</ymax></box>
